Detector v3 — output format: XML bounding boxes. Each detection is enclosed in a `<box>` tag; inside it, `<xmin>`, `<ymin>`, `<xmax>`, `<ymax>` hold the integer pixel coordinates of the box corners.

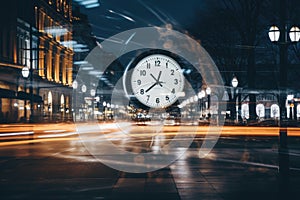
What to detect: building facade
<box><xmin>0</xmin><ymin>0</ymin><xmax>73</xmax><ymax>123</ymax></box>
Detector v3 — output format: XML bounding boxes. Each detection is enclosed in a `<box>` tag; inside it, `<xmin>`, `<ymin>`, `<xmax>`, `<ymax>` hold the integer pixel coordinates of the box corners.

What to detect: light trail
<box><xmin>1</xmin><ymin>124</ymin><xmax>300</xmax><ymax>147</ymax></box>
<box><xmin>0</xmin><ymin>131</ymin><xmax>34</xmax><ymax>137</ymax></box>
<box><xmin>43</xmin><ymin>130</ymin><xmax>66</xmax><ymax>133</ymax></box>
<box><xmin>37</xmin><ymin>132</ymin><xmax>78</xmax><ymax>138</ymax></box>
<box><xmin>0</xmin><ymin>137</ymin><xmax>79</xmax><ymax>147</ymax></box>
<box><xmin>108</xmin><ymin>9</ymin><xmax>135</xmax><ymax>22</ymax></box>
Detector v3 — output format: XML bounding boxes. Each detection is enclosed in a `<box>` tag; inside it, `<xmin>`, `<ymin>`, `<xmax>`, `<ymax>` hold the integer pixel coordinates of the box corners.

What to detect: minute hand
<box><xmin>156</xmin><ymin>71</ymin><xmax>162</xmax><ymax>87</ymax></box>
<box><xmin>150</xmin><ymin>71</ymin><xmax>163</xmax><ymax>87</ymax></box>
<box><xmin>145</xmin><ymin>82</ymin><xmax>157</xmax><ymax>93</ymax></box>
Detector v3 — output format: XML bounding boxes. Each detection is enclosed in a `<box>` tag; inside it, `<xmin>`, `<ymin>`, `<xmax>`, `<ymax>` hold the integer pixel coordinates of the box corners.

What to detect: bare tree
<box><xmin>192</xmin><ymin>0</ymin><xmax>271</xmax><ymax>121</ymax></box>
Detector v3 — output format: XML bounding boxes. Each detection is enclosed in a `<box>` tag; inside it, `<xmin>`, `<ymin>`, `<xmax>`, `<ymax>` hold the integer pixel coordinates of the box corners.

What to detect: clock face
<box><xmin>131</xmin><ymin>54</ymin><xmax>184</xmax><ymax>108</ymax></box>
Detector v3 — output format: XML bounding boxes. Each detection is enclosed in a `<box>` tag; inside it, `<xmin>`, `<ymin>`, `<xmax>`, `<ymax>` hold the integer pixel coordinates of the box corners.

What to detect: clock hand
<box><xmin>150</xmin><ymin>73</ymin><xmax>162</xmax><ymax>86</ymax></box>
<box><xmin>150</xmin><ymin>71</ymin><xmax>163</xmax><ymax>87</ymax></box>
<box><xmin>157</xmin><ymin>71</ymin><xmax>162</xmax><ymax>81</ymax></box>
<box><xmin>150</xmin><ymin>73</ymin><xmax>157</xmax><ymax>81</ymax></box>
<box><xmin>145</xmin><ymin>82</ymin><xmax>157</xmax><ymax>93</ymax></box>
<box><xmin>145</xmin><ymin>81</ymin><xmax>165</xmax><ymax>93</ymax></box>
<box><xmin>156</xmin><ymin>71</ymin><xmax>163</xmax><ymax>87</ymax></box>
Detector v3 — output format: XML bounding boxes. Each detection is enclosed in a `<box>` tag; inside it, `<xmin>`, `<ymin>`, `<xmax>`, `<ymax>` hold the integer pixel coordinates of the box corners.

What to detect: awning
<box><xmin>17</xmin><ymin>91</ymin><xmax>43</xmax><ymax>103</ymax></box>
<box><xmin>0</xmin><ymin>88</ymin><xmax>16</xmax><ymax>98</ymax></box>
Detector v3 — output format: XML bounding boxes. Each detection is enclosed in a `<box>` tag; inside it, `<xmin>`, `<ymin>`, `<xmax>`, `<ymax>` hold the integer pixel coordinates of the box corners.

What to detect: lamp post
<box><xmin>81</xmin><ymin>84</ymin><xmax>87</xmax><ymax>121</ymax></box>
<box><xmin>268</xmin><ymin>0</ymin><xmax>300</xmax><ymax>196</ymax></box>
<box><xmin>206</xmin><ymin>87</ymin><xmax>211</xmax><ymax>119</ymax></box>
<box><xmin>268</xmin><ymin>8</ymin><xmax>300</xmax><ymax>149</ymax></box>
<box><xmin>21</xmin><ymin>64</ymin><xmax>35</xmax><ymax>123</ymax></box>
<box><xmin>103</xmin><ymin>101</ymin><xmax>107</xmax><ymax>121</ymax></box>
<box><xmin>90</xmin><ymin>89</ymin><xmax>96</xmax><ymax>120</ymax></box>
<box><xmin>72</xmin><ymin>80</ymin><xmax>78</xmax><ymax>122</ymax></box>
<box><xmin>231</xmin><ymin>76</ymin><xmax>238</xmax><ymax>123</ymax></box>
<box><xmin>22</xmin><ymin>66</ymin><xmax>30</xmax><ymax>122</ymax></box>
<box><xmin>198</xmin><ymin>90</ymin><xmax>205</xmax><ymax>119</ymax></box>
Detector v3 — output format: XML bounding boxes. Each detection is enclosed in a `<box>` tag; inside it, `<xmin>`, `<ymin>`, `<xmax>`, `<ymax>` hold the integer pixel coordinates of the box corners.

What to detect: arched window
<box><xmin>256</xmin><ymin>104</ymin><xmax>265</xmax><ymax>118</ymax></box>
<box><xmin>48</xmin><ymin>91</ymin><xmax>53</xmax><ymax>112</ymax></box>
<box><xmin>60</xmin><ymin>94</ymin><xmax>65</xmax><ymax>112</ymax></box>
<box><xmin>270</xmin><ymin>104</ymin><xmax>280</xmax><ymax>118</ymax></box>
<box><xmin>241</xmin><ymin>104</ymin><xmax>249</xmax><ymax>119</ymax></box>
<box><xmin>297</xmin><ymin>105</ymin><xmax>300</xmax><ymax>118</ymax></box>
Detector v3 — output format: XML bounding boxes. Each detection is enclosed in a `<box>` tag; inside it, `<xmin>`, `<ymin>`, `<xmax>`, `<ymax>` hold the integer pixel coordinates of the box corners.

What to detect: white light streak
<box><xmin>0</xmin><ymin>132</ymin><xmax>34</xmax><ymax>137</ymax></box>
<box><xmin>108</xmin><ymin>9</ymin><xmax>135</xmax><ymax>22</ymax></box>
<box><xmin>44</xmin><ymin>130</ymin><xmax>66</xmax><ymax>133</ymax></box>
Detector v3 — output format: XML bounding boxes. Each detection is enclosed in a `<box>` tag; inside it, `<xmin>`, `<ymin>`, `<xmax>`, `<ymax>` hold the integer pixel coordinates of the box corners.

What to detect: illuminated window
<box><xmin>241</xmin><ymin>104</ymin><xmax>249</xmax><ymax>119</ymax></box>
<box><xmin>271</xmin><ymin>104</ymin><xmax>280</xmax><ymax>118</ymax></box>
<box><xmin>256</xmin><ymin>104</ymin><xmax>265</xmax><ymax>118</ymax></box>
<box><xmin>57</xmin><ymin>0</ymin><xmax>63</xmax><ymax>11</ymax></box>
<box><xmin>64</xmin><ymin>0</ymin><xmax>69</xmax><ymax>17</ymax></box>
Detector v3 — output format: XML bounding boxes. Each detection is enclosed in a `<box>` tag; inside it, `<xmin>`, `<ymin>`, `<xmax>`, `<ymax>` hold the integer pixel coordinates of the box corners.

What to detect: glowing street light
<box><xmin>231</xmin><ymin>76</ymin><xmax>238</xmax><ymax>88</ymax></box>
<box><xmin>231</xmin><ymin>76</ymin><xmax>239</xmax><ymax>122</ymax></box>
<box><xmin>206</xmin><ymin>87</ymin><xmax>211</xmax><ymax>118</ymax></box>
<box><xmin>268</xmin><ymin>25</ymin><xmax>300</xmax><ymax>43</ymax></box>
<box><xmin>22</xmin><ymin>66</ymin><xmax>30</xmax><ymax>78</ymax></box>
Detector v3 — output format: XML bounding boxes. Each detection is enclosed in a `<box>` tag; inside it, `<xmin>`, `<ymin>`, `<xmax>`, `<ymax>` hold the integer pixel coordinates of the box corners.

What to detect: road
<box><xmin>1</xmin><ymin>123</ymin><xmax>300</xmax><ymax>199</ymax></box>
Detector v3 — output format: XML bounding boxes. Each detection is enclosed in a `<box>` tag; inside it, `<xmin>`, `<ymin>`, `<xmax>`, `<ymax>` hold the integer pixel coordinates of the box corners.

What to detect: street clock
<box><xmin>131</xmin><ymin>53</ymin><xmax>184</xmax><ymax>108</ymax></box>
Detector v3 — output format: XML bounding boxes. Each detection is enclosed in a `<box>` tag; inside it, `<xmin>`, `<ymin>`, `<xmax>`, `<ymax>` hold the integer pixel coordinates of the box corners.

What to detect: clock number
<box><xmin>174</xmin><ymin>79</ymin><xmax>178</xmax><ymax>85</ymax></box>
<box><xmin>156</xmin><ymin>98</ymin><xmax>160</xmax><ymax>103</ymax></box>
<box><xmin>166</xmin><ymin>62</ymin><xmax>168</xmax><ymax>68</ymax></box>
<box><xmin>155</xmin><ymin>60</ymin><xmax>161</xmax><ymax>66</ymax></box>
<box><xmin>140</xmin><ymin>89</ymin><xmax>144</xmax><ymax>95</ymax></box>
<box><xmin>165</xmin><ymin>96</ymin><xmax>170</xmax><ymax>101</ymax></box>
<box><xmin>140</xmin><ymin>70</ymin><xmax>146</xmax><ymax>76</ymax></box>
<box><xmin>137</xmin><ymin>80</ymin><xmax>141</xmax><ymax>85</ymax></box>
<box><xmin>147</xmin><ymin>95</ymin><xmax>150</xmax><ymax>102</ymax></box>
<box><xmin>170</xmin><ymin>69</ymin><xmax>174</xmax><ymax>75</ymax></box>
<box><xmin>171</xmin><ymin>88</ymin><xmax>175</xmax><ymax>94</ymax></box>
<box><xmin>146</xmin><ymin>62</ymin><xmax>150</xmax><ymax>69</ymax></box>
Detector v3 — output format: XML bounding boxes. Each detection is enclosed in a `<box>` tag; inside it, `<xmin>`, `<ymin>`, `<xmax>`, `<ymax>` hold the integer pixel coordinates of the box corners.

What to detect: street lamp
<box><xmin>90</xmin><ymin>89</ymin><xmax>96</xmax><ymax>97</ymax></box>
<box><xmin>268</xmin><ymin>1</ymin><xmax>300</xmax><ymax>194</ymax></box>
<box><xmin>90</xmin><ymin>89</ymin><xmax>96</xmax><ymax>120</ymax></box>
<box><xmin>206</xmin><ymin>87</ymin><xmax>211</xmax><ymax>119</ymax></box>
<box><xmin>21</xmin><ymin>66</ymin><xmax>30</xmax><ymax>122</ymax></box>
<box><xmin>289</xmin><ymin>26</ymin><xmax>300</xmax><ymax>42</ymax></box>
<box><xmin>231</xmin><ymin>76</ymin><xmax>238</xmax><ymax>122</ymax></box>
<box><xmin>268</xmin><ymin>25</ymin><xmax>280</xmax><ymax>42</ymax></box>
<box><xmin>81</xmin><ymin>84</ymin><xmax>87</xmax><ymax>93</ymax></box>
<box><xmin>21</xmin><ymin>64</ymin><xmax>36</xmax><ymax>123</ymax></box>
<box><xmin>231</xmin><ymin>76</ymin><xmax>238</xmax><ymax>88</ymax></box>
<box><xmin>269</xmin><ymin>25</ymin><xmax>300</xmax><ymax>43</ymax></box>
<box><xmin>72</xmin><ymin>80</ymin><xmax>78</xmax><ymax>121</ymax></box>
<box><xmin>22</xmin><ymin>66</ymin><xmax>30</xmax><ymax>78</ymax></box>
<box><xmin>79</xmin><ymin>84</ymin><xmax>87</xmax><ymax>121</ymax></box>
<box><xmin>268</xmin><ymin>23</ymin><xmax>300</xmax><ymax>149</ymax></box>
<box><xmin>198</xmin><ymin>90</ymin><xmax>205</xmax><ymax>119</ymax></box>
<box><xmin>103</xmin><ymin>101</ymin><xmax>107</xmax><ymax>120</ymax></box>
<box><xmin>72</xmin><ymin>80</ymin><xmax>78</xmax><ymax>89</ymax></box>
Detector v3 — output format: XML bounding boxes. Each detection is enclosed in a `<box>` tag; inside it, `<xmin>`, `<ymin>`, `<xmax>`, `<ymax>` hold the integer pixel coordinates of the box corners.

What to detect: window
<box><xmin>271</xmin><ymin>104</ymin><xmax>280</xmax><ymax>118</ymax></box>
<box><xmin>256</xmin><ymin>104</ymin><xmax>265</xmax><ymax>118</ymax></box>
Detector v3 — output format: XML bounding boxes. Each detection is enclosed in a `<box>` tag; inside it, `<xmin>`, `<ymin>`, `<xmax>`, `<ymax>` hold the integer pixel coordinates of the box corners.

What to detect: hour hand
<box><xmin>150</xmin><ymin>72</ymin><xmax>163</xmax><ymax>87</ymax></box>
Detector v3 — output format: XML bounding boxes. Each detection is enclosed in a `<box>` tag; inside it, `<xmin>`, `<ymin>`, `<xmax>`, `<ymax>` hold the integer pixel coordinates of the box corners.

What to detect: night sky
<box><xmin>75</xmin><ymin>0</ymin><xmax>208</xmax><ymax>40</ymax></box>
<box><xmin>74</xmin><ymin>0</ymin><xmax>300</xmax><ymax>90</ymax></box>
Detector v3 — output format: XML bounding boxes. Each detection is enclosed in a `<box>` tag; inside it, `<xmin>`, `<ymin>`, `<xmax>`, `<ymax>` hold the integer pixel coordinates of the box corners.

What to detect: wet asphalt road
<box><xmin>1</xmin><ymin>124</ymin><xmax>300</xmax><ymax>200</ymax></box>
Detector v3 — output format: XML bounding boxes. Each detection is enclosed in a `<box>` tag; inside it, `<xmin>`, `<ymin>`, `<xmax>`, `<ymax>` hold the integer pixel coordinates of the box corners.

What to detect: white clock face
<box><xmin>131</xmin><ymin>54</ymin><xmax>184</xmax><ymax>108</ymax></box>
